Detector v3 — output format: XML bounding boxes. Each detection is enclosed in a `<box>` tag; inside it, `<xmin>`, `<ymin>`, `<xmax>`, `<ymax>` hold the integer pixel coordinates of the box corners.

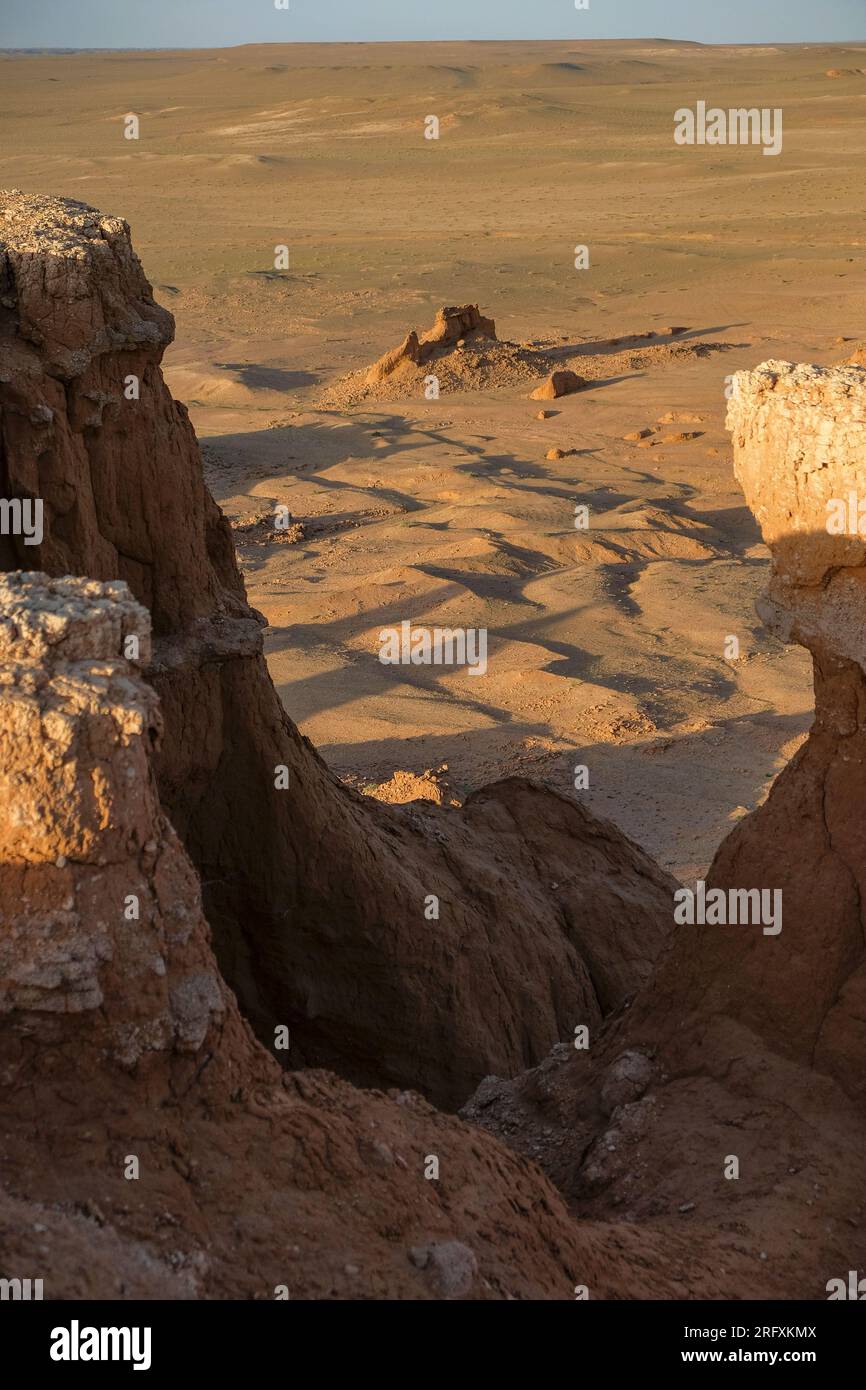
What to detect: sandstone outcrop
<box><xmin>0</xmin><ymin>572</ymin><xmax>239</xmax><ymax>1062</ymax></box>
<box><xmin>465</xmin><ymin>360</ymin><xmax>866</xmax><ymax>1297</ymax></box>
<box><xmin>712</xmin><ymin>360</ymin><xmax>866</xmax><ymax>1076</ymax></box>
<box><xmin>420</xmin><ymin>303</ymin><xmax>496</xmax><ymax>349</ymax></box>
<box><xmin>0</xmin><ymin>192</ymin><xmax>672</xmax><ymax>1108</ymax></box>
<box><xmin>364</xmin><ymin>303</ymin><xmax>496</xmax><ymax>385</ymax></box>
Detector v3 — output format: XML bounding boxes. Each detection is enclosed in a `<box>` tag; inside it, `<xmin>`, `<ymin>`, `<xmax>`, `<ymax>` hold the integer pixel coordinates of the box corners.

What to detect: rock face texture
<box><xmin>466</xmin><ymin>361</ymin><xmax>866</xmax><ymax>1298</ymax></box>
<box><xmin>0</xmin><ymin>192</ymin><xmax>672</xmax><ymax>1108</ymax></box>
<box><xmin>0</xmin><ymin>572</ymin><xmax>236</xmax><ymax>1059</ymax></box>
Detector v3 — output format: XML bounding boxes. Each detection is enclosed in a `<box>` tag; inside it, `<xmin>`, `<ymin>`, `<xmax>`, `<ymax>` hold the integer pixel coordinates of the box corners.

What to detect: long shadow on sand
<box><xmin>321</xmin><ymin>707</ymin><xmax>813</xmax><ymax>878</ymax></box>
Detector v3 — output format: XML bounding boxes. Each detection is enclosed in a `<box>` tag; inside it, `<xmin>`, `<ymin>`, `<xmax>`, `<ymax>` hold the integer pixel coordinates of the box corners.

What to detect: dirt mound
<box><xmin>230</xmin><ymin>509</ymin><xmax>306</xmax><ymax>545</ymax></box>
<box><xmin>464</xmin><ymin>361</ymin><xmax>866</xmax><ymax>1298</ymax></box>
<box><xmin>0</xmin><ymin>190</ymin><xmax>673</xmax><ymax>1109</ymax></box>
<box><xmin>327</xmin><ymin>339</ymin><xmax>557</xmax><ymax>407</ymax></box>
<box><xmin>361</xmin><ymin>764</ymin><xmax>456</xmax><ymax>805</ymax></box>
<box><xmin>551</xmin><ymin>505</ymin><xmax>722</xmax><ymax>567</ymax></box>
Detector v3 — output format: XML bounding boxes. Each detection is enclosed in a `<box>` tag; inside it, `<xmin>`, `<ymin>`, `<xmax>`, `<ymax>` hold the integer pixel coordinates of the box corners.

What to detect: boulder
<box><xmin>530</xmin><ymin>370</ymin><xmax>586</xmax><ymax>400</ymax></box>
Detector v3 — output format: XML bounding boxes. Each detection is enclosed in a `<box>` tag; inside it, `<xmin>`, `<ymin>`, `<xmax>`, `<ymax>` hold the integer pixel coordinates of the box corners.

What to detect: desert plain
<box><xmin>3</xmin><ymin>37</ymin><xmax>865</xmax><ymax>878</ymax></box>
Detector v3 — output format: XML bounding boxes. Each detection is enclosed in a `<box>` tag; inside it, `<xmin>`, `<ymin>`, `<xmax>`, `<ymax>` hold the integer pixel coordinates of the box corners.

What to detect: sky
<box><xmin>0</xmin><ymin>0</ymin><xmax>863</xmax><ymax>49</ymax></box>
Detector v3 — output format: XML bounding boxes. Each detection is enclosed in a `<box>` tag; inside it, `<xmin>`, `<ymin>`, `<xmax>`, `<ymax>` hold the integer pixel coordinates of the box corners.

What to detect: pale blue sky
<box><xmin>0</xmin><ymin>0</ymin><xmax>863</xmax><ymax>49</ymax></box>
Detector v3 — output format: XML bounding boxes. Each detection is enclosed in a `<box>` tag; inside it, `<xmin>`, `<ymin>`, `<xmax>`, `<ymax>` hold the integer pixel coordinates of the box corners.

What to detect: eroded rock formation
<box><xmin>701</xmin><ymin>360</ymin><xmax>866</xmax><ymax>1078</ymax></box>
<box><xmin>0</xmin><ymin>572</ymin><xmax>761</xmax><ymax>1299</ymax></box>
<box><xmin>365</xmin><ymin>303</ymin><xmax>497</xmax><ymax>385</ymax></box>
<box><xmin>0</xmin><ymin>192</ymin><xmax>672</xmax><ymax>1108</ymax></box>
<box><xmin>465</xmin><ymin>360</ymin><xmax>866</xmax><ymax>1297</ymax></box>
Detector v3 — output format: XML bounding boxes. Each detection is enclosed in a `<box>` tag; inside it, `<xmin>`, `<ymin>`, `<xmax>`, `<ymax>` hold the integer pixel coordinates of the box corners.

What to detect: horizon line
<box><xmin>2</xmin><ymin>37</ymin><xmax>865</xmax><ymax>54</ymax></box>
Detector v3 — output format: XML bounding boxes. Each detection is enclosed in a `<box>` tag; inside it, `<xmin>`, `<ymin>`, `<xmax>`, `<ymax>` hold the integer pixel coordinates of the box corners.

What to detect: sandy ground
<box><xmin>3</xmin><ymin>38</ymin><xmax>866</xmax><ymax>878</ymax></box>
